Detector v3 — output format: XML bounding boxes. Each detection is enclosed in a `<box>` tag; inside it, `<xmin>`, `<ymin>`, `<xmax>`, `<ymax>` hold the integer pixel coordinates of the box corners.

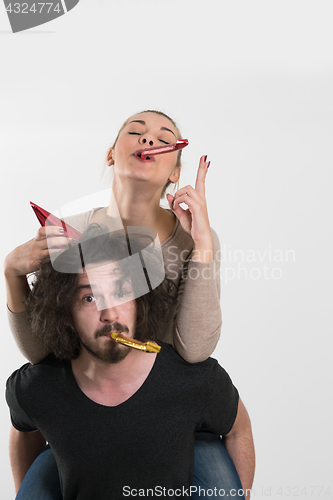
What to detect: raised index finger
<box><xmin>195</xmin><ymin>155</ymin><xmax>210</xmax><ymax>196</ymax></box>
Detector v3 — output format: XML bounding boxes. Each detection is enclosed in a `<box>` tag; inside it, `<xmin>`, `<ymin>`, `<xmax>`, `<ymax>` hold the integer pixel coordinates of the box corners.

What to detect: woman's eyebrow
<box><xmin>161</xmin><ymin>126</ymin><xmax>177</xmax><ymax>138</ymax></box>
<box><xmin>128</xmin><ymin>120</ymin><xmax>145</xmax><ymax>126</ymax></box>
<box><xmin>128</xmin><ymin>120</ymin><xmax>176</xmax><ymax>139</ymax></box>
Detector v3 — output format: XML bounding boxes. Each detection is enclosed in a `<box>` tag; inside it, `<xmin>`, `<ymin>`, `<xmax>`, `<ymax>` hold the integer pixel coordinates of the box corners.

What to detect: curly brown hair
<box><xmin>26</xmin><ymin>225</ymin><xmax>176</xmax><ymax>360</ymax></box>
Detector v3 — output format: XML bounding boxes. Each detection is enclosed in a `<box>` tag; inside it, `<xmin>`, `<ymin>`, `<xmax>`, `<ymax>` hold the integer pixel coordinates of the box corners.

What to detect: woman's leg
<box><xmin>16</xmin><ymin>445</ymin><xmax>62</xmax><ymax>500</ymax></box>
<box><xmin>192</xmin><ymin>431</ymin><xmax>245</xmax><ymax>499</ymax></box>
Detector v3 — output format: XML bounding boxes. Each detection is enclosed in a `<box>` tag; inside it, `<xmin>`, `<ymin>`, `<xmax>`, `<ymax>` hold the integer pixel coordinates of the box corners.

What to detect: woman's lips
<box><xmin>134</xmin><ymin>152</ymin><xmax>155</xmax><ymax>162</ymax></box>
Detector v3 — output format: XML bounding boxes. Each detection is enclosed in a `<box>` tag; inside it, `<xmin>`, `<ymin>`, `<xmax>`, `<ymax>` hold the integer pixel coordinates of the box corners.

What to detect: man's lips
<box><xmin>96</xmin><ymin>324</ymin><xmax>129</xmax><ymax>338</ymax></box>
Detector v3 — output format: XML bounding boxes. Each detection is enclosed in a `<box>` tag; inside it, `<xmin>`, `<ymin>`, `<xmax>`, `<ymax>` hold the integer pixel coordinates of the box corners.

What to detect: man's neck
<box><xmin>71</xmin><ymin>349</ymin><xmax>157</xmax><ymax>407</ymax></box>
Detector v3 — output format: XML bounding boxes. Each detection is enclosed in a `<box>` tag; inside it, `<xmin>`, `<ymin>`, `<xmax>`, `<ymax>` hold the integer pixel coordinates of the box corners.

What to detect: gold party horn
<box><xmin>110</xmin><ymin>333</ymin><xmax>161</xmax><ymax>353</ymax></box>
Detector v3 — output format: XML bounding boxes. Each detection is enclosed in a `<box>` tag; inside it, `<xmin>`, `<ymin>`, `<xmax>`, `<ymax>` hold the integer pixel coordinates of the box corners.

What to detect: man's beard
<box><xmin>80</xmin><ymin>323</ymin><xmax>131</xmax><ymax>364</ymax></box>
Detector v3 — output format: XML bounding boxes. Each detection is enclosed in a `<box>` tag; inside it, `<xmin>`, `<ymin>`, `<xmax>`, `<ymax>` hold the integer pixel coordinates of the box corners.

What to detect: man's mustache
<box><xmin>95</xmin><ymin>323</ymin><xmax>129</xmax><ymax>338</ymax></box>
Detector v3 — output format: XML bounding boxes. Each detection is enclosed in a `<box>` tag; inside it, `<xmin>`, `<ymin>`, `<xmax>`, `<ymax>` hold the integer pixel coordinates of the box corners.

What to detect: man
<box><xmin>6</xmin><ymin>227</ymin><xmax>255</xmax><ymax>499</ymax></box>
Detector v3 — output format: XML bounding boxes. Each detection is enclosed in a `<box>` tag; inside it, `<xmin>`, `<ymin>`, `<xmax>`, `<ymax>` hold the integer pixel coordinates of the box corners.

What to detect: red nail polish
<box><xmin>204</xmin><ymin>155</ymin><xmax>207</xmax><ymax>162</ymax></box>
<box><xmin>207</xmin><ymin>161</ymin><xmax>210</xmax><ymax>169</ymax></box>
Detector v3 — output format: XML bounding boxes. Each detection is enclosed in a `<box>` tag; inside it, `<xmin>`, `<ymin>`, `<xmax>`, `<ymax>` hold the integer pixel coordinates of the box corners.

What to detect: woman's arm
<box><xmin>4</xmin><ymin>227</ymin><xmax>56</xmax><ymax>313</ymax></box>
<box><xmin>4</xmin><ymin>227</ymin><xmax>71</xmax><ymax>363</ymax></box>
<box><xmin>167</xmin><ymin>156</ymin><xmax>222</xmax><ymax>362</ymax></box>
<box><xmin>172</xmin><ymin>229</ymin><xmax>221</xmax><ymax>362</ymax></box>
<box><xmin>5</xmin><ymin>209</ymin><xmax>94</xmax><ymax>363</ymax></box>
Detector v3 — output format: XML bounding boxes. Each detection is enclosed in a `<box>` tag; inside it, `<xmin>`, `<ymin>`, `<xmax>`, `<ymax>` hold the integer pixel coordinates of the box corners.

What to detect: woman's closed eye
<box><xmin>129</xmin><ymin>131</ymin><xmax>170</xmax><ymax>145</ymax></box>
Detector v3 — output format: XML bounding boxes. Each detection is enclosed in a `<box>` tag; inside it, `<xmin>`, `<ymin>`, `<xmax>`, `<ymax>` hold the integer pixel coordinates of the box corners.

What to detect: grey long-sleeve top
<box><xmin>8</xmin><ymin>208</ymin><xmax>222</xmax><ymax>363</ymax></box>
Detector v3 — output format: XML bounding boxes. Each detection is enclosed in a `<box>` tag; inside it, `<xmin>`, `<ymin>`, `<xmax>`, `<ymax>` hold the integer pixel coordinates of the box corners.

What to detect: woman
<box><xmin>5</xmin><ymin>110</ymin><xmax>244</xmax><ymax>499</ymax></box>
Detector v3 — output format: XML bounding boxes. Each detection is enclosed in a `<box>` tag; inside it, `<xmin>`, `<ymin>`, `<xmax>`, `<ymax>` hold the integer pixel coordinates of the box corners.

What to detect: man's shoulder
<box><xmin>7</xmin><ymin>354</ymin><xmax>67</xmax><ymax>391</ymax></box>
<box><xmin>159</xmin><ymin>342</ymin><xmax>220</xmax><ymax>374</ymax></box>
<box><xmin>156</xmin><ymin>343</ymin><xmax>234</xmax><ymax>407</ymax></box>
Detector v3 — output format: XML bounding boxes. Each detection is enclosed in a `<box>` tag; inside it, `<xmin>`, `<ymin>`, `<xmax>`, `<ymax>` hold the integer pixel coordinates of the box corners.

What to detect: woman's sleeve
<box><xmin>172</xmin><ymin>228</ymin><xmax>222</xmax><ymax>363</ymax></box>
<box><xmin>7</xmin><ymin>309</ymin><xmax>50</xmax><ymax>364</ymax></box>
<box><xmin>6</xmin><ymin>209</ymin><xmax>93</xmax><ymax>364</ymax></box>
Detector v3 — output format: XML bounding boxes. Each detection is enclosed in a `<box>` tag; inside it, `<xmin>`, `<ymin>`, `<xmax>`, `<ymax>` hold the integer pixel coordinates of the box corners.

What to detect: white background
<box><xmin>1</xmin><ymin>0</ymin><xmax>332</xmax><ymax>498</ymax></box>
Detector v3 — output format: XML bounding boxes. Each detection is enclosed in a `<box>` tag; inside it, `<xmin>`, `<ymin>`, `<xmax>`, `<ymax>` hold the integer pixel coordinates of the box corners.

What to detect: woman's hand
<box><xmin>4</xmin><ymin>226</ymin><xmax>71</xmax><ymax>312</ymax></box>
<box><xmin>4</xmin><ymin>226</ymin><xmax>70</xmax><ymax>277</ymax></box>
<box><xmin>166</xmin><ymin>155</ymin><xmax>214</xmax><ymax>262</ymax></box>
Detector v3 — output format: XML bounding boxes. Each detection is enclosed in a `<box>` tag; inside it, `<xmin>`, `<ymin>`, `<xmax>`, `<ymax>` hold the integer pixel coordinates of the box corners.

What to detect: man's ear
<box><xmin>168</xmin><ymin>166</ymin><xmax>181</xmax><ymax>184</ymax></box>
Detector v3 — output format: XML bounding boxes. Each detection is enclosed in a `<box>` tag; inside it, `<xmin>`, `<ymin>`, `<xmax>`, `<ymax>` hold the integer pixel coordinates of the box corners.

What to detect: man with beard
<box><xmin>6</xmin><ymin>226</ymin><xmax>255</xmax><ymax>500</ymax></box>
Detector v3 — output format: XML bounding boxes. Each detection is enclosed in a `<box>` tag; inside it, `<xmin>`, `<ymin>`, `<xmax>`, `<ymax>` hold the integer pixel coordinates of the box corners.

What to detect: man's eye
<box><xmin>83</xmin><ymin>295</ymin><xmax>95</xmax><ymax>303</ymax></box>
<box><xmin>115</xmin><ymin>289</ymin><xmax>131</xmax><ymax>299</ymax></box>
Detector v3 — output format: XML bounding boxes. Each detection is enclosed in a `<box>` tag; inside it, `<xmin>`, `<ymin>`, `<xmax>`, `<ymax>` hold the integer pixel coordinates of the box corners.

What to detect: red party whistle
<box><xmin>30</xmin><ymin>202</ymin><xmax>82</xmax><ymax>239</ymax></box>
<box><xmin>136</xmin><ymin>139</ymin><xmax>189</xmax><ymax>160</ymax></box>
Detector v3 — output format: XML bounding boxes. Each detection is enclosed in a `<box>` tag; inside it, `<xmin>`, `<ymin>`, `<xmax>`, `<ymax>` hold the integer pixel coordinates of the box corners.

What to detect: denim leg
<box><xmin>192</xmin><ymin>431</ymin><xmax>245</xmax><ymax>499</ymax></box>
<box><xmin>16</xmin><ymin>445</ymin><xmax>62</xmax><ymax>500</ymax></box>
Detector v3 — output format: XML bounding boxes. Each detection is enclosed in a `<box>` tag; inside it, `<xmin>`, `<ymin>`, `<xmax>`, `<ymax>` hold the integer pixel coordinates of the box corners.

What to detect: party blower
<box><xmin>110</xmin><ymin>333</ymin><xmax>161</xmax><ymax>353</ymax></box>
<box><xmin>30</xmin><ymin>202</ymin><xmax>82</xmax><ymax>239</ymax></box>
<box><xmin>136</xmin><ymin>139</ymin><xmax>189</xmax><ymax>160</ymax></box>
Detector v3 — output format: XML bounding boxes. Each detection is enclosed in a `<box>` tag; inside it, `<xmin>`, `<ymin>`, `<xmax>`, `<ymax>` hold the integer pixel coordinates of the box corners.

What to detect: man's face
<box><xmin>71</xmin><ymin>261</ymin><xmax>137</xmax><ymax>364</ymax></box>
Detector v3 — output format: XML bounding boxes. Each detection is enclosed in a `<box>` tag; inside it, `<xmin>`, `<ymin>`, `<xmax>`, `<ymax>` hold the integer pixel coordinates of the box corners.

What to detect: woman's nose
<box><xmin>140</xmin><ymin>136</ymin><xmax>154</xmax><ymax>146</ymax></box>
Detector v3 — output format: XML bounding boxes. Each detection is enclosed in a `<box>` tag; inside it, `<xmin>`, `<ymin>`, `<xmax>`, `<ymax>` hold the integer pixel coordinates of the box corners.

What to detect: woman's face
<box><xmin>111</xmin><ymin>112</ymin><xmax>181</xmax><ymax>191</ymax></box>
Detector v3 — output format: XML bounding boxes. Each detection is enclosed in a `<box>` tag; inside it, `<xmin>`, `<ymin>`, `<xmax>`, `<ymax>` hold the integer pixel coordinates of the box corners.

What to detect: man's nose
<box><xmin>98</xmin><ymin>299</ymin><xmax>119</xmax><ymax>321</ymax></box>
<box><xmin>99</xmin><ymin>307</ymin><xmax>118</xmax><ymax>323</ymax></box>
<box><xmin>139</xmin><ymin>136</ymin><xmax>154</xmax><ymax>146</ymax></box>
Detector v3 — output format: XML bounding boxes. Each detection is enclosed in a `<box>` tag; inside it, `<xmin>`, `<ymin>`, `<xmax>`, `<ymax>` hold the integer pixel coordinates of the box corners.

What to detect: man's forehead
<box><xmin>78</xmin><ymin>261</ymin><xmax>124</xmax><ymax>285</ymax></box>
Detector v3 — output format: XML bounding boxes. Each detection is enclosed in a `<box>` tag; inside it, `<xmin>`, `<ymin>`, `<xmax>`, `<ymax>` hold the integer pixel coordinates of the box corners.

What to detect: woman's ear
<box><xmin>106</xmin><ymin>147</ymin><xmax>114</xmax><ymax>167</ymax></box>
<box><xmin>168</xmin><ymin>166</ymin><xmax>181</xmax><ymax>184</ymax></box>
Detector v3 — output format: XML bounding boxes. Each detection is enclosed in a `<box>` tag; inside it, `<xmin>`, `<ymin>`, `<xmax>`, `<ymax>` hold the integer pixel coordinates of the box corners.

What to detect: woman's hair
<box><xmin>105</xmin><ymin>110</ymin><xmax>183</xmax><ymax>198</ymax></box>
<box><xmin>25</xmin><ymin>224</ymin><xmax>176</xmax><ymax>360</ymax></box>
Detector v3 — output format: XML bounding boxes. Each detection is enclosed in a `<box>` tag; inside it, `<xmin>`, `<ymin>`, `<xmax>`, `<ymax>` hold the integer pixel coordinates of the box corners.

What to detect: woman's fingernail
<box><xmin>206</xmin><ymin>161</ymin><xmax>211</xmax><ymax>169</ymax></box>
<box><xmin>204</xmin><ymin>155</ymin><xmax>207</xmax><ymax>162</ymax></box>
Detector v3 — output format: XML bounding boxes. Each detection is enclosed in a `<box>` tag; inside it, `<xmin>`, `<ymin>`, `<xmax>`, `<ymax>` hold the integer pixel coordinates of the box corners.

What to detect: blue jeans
<box><xmin>16</xmin><ymin>446</ymin><xmax>62</xmax><ymax>500</ymax></box>
<box><xmin>16</xmin><ymin>433</ymin><xmax>243</xmax><ymax>499</ymax></box>
<box><xmin>192</xmin><ymin>431</ymin><xmax>244</xmax><ymax>499</ymax></box>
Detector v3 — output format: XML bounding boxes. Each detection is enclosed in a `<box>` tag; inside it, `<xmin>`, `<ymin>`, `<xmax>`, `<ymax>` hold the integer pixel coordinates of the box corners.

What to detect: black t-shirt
<box><xmin>6</xmin><ymin>343</ymin><xmax>239</xmax><ymax>499</ymax></box>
